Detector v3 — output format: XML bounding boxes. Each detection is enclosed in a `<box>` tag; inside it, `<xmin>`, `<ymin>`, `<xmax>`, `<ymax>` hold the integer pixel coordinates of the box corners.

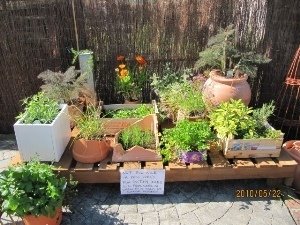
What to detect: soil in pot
<box><xmin>23</xmin><ymin>207</ymin><xmax>62</xmax><ymax>225</ymax></box>
<box><xmin>282</xmin><ymin>140</ymin><xmax>300</xmax><ymax>193</ymax></box>
<box><xmin>72</xmin><ymin>139</ymin><xmax>111</xmax><ymax>163</ymax></box>
<box><xmin>202</xmin><ymin>70</ymin><xmax>251</xmax><ymax>107</ymax></box>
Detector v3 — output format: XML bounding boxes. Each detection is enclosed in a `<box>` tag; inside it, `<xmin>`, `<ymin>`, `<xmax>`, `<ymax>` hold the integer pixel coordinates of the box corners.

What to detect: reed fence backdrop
<box><xmin>0</xmin><ymin>0</ymin><xmax>299</xmax><ymax>134</ymax></box>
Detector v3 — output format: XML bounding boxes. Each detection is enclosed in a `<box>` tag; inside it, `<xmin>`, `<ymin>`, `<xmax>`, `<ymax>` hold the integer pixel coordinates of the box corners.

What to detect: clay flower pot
<box><xmin>180</xmin><ymin>151</ymin><xmax>207</xmax><ymax>164</ymax></box>
<box><xmin>23</xmin><ymin>207</ymin><xmax>62</xmax><ymax>225</ymax></box>
<box><xmin>72</xmin><ymin>139</ymin><xmax>111</xmax><ymax>163</ymax></box>
<box><xmin>202</xmin><ymin>70</ymin><xmax>251</xmax><ymax>107</ymax></box>
<box><xmin>282</xmin><ymin>140</ymin><xmax>300</xmax><ymax>193</ymax></box>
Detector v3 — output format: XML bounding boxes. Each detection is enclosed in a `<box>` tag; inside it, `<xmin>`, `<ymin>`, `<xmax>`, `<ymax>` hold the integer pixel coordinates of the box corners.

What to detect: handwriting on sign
<box><xmin>120</xmin><ymin>169</ymin><xmax>165</xmax><ymax>195</ymax></box>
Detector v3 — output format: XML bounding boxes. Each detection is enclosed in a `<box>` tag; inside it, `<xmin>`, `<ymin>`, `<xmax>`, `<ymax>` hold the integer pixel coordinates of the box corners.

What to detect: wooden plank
<box><xmin>233</xmin><ymin>159</ymin><xmax>255</xmax><ymax>168</ymax></box>
<box><xmin>144</xmin><ymin>161</ymin><xmax>164</xmax><ymax>169</ymax></box>
<box><xmin>254</xmin><ymin>158</ymin><xmax>278</xmax><ymax>168</ymax></box>
<box><xmin>123</xmin><ymin>162</ymin><xmax>141</xmax><ymax>169</ymax></box>
<box><xmin>276</xmin><ymin>150</ymin><xmax>298</xmax><ymax>167</ymax></box>
<box><xmin>188</xmin><ymin>161</ymin><xmax>209</xmax><ymax>169</ymax></box>
<box><xmin>53</xmin><ymin>138</ymin><xmax>74</xmax><ymax>171</ymax></box>
<box><xmin>209</xmin><ymin>151</ymin><xmax>231</xmax><ymax>168</ymax></box>
<box><xmin>167</xmin><ymin>162</ymin><xmax>187</xmax><ymax>170</ymax></box>
<box><xmin>98</xmin><ymin>153</ymin><xmax>118</xmax><ymax>171</ymax></box>
<box><xmin>74</xmin><ymin>162</ymin><xmax>94</xmax><ymax>171</ymax></box>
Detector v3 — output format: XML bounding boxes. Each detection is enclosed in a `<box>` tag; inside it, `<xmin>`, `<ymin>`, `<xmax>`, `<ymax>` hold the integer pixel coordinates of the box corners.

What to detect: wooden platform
<box><xmin>52</xmin><ymin>137</ymin><xmax>298</xmax><ymax>183</ymax></box>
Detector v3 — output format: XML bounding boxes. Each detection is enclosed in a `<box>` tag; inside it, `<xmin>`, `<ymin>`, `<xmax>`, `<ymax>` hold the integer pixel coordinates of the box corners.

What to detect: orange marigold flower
<box><xmin>117</xmin><ymin>55</ymin><xmax>125</xmax><ymax>61</ymax></box>
<box><xmin>119</xmin><ymin>64</ymin><xmax>126</xmax><ymax>69</ymax></box>
<box><xmin>119</xmin><ymin>69</ymin><xmax>129</xmax><ymax>77</ymax></box>
<box><xmin>135</xmin><ymin>55</ymin><xmax>147</xmax><ymax>65</ymax></box>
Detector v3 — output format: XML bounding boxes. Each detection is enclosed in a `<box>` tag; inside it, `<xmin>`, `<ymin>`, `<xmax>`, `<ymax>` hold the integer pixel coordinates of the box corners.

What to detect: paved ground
<box><xmin>1</xmin><ymin>135</ymin><xmax>300</xmax><ymax>225</ymax></box>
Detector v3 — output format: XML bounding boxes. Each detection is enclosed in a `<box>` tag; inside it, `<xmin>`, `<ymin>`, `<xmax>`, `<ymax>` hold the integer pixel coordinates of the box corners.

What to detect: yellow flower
<box><xmin>119</xmin><ymin>69</ymin><xmax>129</xmax><ymax>78</ymax></box>
<box><xmin>119</xmin><ymin>64</ymin><xmax>126</xmax><ymax>69</ymax></box>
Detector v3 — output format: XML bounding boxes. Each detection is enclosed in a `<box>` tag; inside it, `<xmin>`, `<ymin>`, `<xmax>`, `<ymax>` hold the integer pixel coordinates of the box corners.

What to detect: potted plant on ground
<box><xmin>0</xmin><ymin>161</ymin><xmax>67</xmax><ymax>225</ymax></box>
<box><xmin>38</xmin><ymin>66</ymin><xmax>97</xmax><ymax>128</ymax></box>
<box><xmin>72</xmin><ymin>106</ymin><xmax>111</xmax><ymax>163</ymax></box>
<box><xmin>160</xmin><ymin>120</ymin><xmax>214</xmax><ymax>163</ymax></box>
<box><xmin>209</xmin><ymin>99</ymin><xmax>283</xmax><ymax>158</ymax></box>
<box><xmin>14</xmin><ymin>92</ymin><xmax>71</xmax><ymax>162</ymax></box>
<box><xmin>194</xmin><ymin>25</ymin><xmax>271</xmax><ymax>107</ymax></box>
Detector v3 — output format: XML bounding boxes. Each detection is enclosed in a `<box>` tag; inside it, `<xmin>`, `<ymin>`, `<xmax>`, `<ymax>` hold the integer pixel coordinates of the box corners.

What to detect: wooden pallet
<box><xmin>52</xmin><ymin>137</ymin><xmax>297</xmax><ymax>183</ymax></box>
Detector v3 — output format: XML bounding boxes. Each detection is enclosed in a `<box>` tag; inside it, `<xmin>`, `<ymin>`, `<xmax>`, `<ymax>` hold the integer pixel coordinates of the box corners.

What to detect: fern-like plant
<box><xmin>194</xmin><ymin>25</ymin><xmax>271</xmax><ymax>78</ymax></box>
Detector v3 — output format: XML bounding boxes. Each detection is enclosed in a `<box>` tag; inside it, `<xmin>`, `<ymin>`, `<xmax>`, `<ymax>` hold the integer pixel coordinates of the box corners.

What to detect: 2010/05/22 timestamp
<box><xmin>236</xmin><ymin>189</ymin><xmax>281</xmax><ymax>198</ymax></box>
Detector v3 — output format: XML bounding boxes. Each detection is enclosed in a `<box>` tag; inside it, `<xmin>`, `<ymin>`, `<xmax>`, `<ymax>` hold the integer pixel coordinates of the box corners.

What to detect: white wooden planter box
<box><xmin>222</xmin><ymin>124</ymin><xmax>284</xmax><ymax>159</ymax></box>
<box><xmin>14</xmin><ymin>104</ymin><xmax>71</xmax><ymax>162</ymax></box>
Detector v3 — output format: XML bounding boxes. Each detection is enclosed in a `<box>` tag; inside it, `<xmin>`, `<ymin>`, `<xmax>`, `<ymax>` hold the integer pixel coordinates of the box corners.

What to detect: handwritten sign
<box><xmin>120</xmin><ymin>169</ymin><xmax>165</xmax><ymax>195</ymax></box>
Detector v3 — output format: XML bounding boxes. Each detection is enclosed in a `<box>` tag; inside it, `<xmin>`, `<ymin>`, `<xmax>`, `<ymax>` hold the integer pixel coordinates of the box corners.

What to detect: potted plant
<box><xmin>0</xmin><ymin>161</ymin><xmax>67</xmax><ymax>225</ymax></box>
<box><xmin>72</xmin><ymin>106</ymin><xmax>111</xmax><ymax>163</ymax></box>
<box><xmin>209</xmin><ymin>99</ymin><xmax>283</xmax><ymax>158</ymax></box>
<box><xmin>115</xmin><ymin>55</ymin><xmax>148</xmax><ymax>103</ymax></box>
<box><xmin>37</xmin><ymin>66</ymin><xmax>97</xmax><ymax>128</ymax></box>
<box><xmin>159</xmin><ymin>81</ymin><xmax>207</xmax><ymax>122</ymax></box>
<box><xmin>160</xmin><ymin>120</ymin><xmax>214</xmax><ymax>163</ymax></box>
<box><xmin>112</xmin><ymin>115</ymin><xmax>161</xmax><ymax>162</ymax></box>
<box><xmin>14</xmin><ymin>92</ymin><xmax>71</xmax><ymax>162</ymax></box>
<box><xmin>194</xmin><ymin>25</ymin><xmax>271</xmax><ymax>107</ymax></box>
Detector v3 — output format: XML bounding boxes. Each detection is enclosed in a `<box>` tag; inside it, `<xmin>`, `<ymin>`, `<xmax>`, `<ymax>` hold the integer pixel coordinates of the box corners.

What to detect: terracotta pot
<box><xmin>202</xmin><ymin>70</ymin><xmax>251</xmax><ymax>107</ymax></box>
<box><xmin>23</xmin><ymin>207</ymin><xmax>62</xmax><ymax>225</ymax></box>
<box><xmin>180</xmin><ymin>151</ymin><xmax>207</xmax><ymax>164</ymax></box>
<box><xmin>72</xmin><ymin>139</ymin><xmax>111</xmax><ymax>163</ymax></box>
<box><xmin>282</xmin><ymin>140</ymin><xmax>300</xmax><ymax>193</ymax></box>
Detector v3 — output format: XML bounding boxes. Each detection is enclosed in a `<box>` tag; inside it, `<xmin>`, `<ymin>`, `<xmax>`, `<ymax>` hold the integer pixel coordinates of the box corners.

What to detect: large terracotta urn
<box><xmin>72</xmin><ymin>139</ymin><xmax>111</xmax><ymax>163</ymax></box>
<box><xmin>202</xmin><ymin>70</ymin><xmax>251</xmax><ymax>107</ymax></box>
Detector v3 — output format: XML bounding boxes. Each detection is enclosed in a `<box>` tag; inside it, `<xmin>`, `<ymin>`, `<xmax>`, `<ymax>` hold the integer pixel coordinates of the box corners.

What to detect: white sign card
<box><xmin>120</xmin><ymin>169</ymin><xmax>165</xmax><ymax>195</ymax></box>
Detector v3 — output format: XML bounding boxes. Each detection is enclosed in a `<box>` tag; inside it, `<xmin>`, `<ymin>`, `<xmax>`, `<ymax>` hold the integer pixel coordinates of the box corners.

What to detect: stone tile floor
<box><xmin>0</xmin><ymin>134</ymin><xmax>300</xmax><ymax>225</ymax></box>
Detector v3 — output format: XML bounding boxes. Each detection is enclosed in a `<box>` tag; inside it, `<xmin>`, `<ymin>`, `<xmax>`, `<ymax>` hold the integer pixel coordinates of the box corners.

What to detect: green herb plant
<box><xmin>119</xmin><ymin>125</ymin><xmax>154</xmax><ymax>149</ymax></box>
<box><xmin>16</xmin><ymin>92</ymin><xmax>60</xmax><ymax>124</ymax></box>
<box><xmin>194</xmin><ymin>24</ymin><xmax>271</xmax><ymax>78</ymax></box>
<box><xmin>159</xmin><ymin>81</ymin><xmax>206</xmax><ymax>121</ymax></box>
<box><xmin>209</xmin><ymin>99</ymin><xmax>255</xmax><ymax>139</ymax></box>
<box><xmin>209</xmin><ymin>99</ymin><xmax>281</xmax><ymax>140</ymax></box>
<box><xmin>0</xmin><ymin>161</ymin><xmax>66</xmax><ymax>217</ymax></box>
<box><xmin>107</xmin><ymin>104</ymin><xmax>153</xmax><ymax>119</ymax></box>
<box><xmin>75</xmin><ymin>106</ymin><xmax>104</xmax><ymax>140</ymax></box>
<box><xmin>151</xmin><ymin>63</ymin><xmax>190</xmax><ymax>95</ymax></box>
<box><xmin>160</xmin><ymin>120</ymin><xmax>214</xmax><ymax>162</ymax></box>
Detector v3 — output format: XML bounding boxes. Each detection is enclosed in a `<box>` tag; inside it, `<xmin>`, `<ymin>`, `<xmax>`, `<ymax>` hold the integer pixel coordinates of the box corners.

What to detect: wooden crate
<box><xmin>100</xmin><ymin>100</ymin><xmax>158</xmax><ymax>135</ymax></box>
<box><xmin>112</xmin><ymin>114</ymin><xmax>161</xmax><ymax>162</ymax></box>
<box><xmin>223</xmin><ymin>124</ymin><xmax>284</xmax><ymax>159</ymax></box>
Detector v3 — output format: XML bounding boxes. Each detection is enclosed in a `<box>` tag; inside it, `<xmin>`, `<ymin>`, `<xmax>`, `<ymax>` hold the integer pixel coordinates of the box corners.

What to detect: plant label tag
<box><xmin>120</xmin><ymin>169</ymin><xmax>165</xmax><ymax>195</ymax></box>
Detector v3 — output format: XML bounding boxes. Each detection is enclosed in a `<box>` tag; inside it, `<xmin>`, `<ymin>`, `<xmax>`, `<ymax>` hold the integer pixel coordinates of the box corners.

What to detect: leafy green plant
<box><xmin>151</xmin><ymin>63</ymin><xmax>190</xmax><ymax>94</ymax></box>
<box><xmin>209</xmin><ymin>99</ymin><xmax>255</xmax><ymax>139</ymax></box>
<box><xmin>209</xmin><ymin>99</ymin><xmax>281</xmax><ymax>140</ymax></box>
<box><xmin>16</xmin><ymin>92</ymin><xmax>60</xmax><ymax>124</ymax></box>
<box><xmin>161</xmin><ymin>120</ymin><xmax>214</xmax><ymax>162</ymax></box>
<box><xmin>38</xmin><ymin>66</ymin><xmax>87</xmax><ymax>104</ymax></box>
<box><xmin>159</xmin><ymin>81</ymin><xmax>206</xmax><ymax>120</ymax></box>
<box><xmin>119</xmin><ymin>126</ymin><xmax>154</xmax><ymax>149</ymax></box>
<box><xmin>0</xmin><ymin>161</ymin><xmax>66</xmax><ymax>217</ymax></box>
<box><xmin>194</xmin><ymin>25</ymin><xmax>271</xmax><ymax>78</ymax></box>
<box><xmin>75</xmin><ymin>106</ymin><xmax>104</xmax><ymax>140</ymax></box>
<box><xmin>107</xmin><ymin>104</ymin><xmax>153</xmax><ymax>118</ymax></box>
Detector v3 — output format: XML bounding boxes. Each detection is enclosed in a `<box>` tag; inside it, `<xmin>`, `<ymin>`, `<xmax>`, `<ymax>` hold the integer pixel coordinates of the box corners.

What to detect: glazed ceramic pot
<box><xmin>282</xmin><ymin>140</ymin><xmax>300</xmax><ymax>193</ymax></box>
<box><xmin>202</xmin><ymin>70</ymin><xmax>251</xmax><ymax>107</ymax></box>
<box><xmin>72</xmin><ymin>139</ymin><xmax>111</xmax><ymax>163</ymax></box>
<box><xmin>23</xmin><ymin>207</ymin><xmax>62</xmax><ymax>225</ymax></box>
<box><xmin>180</xmin><ymin>151</ymin><xmax>207</xmax><ymax>164</ymax></box>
